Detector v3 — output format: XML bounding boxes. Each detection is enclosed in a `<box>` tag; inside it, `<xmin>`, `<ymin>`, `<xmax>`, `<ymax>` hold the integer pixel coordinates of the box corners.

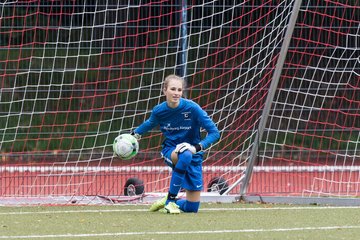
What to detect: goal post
<box><xmin>235</xmin><ymin>0</ymin><xmax>303</xmax><ymax>196</ymax></box>
<box><xmin>0</xmin><ymin>1</ymin><xmax>359</xmax><ymax>205</ymax></box>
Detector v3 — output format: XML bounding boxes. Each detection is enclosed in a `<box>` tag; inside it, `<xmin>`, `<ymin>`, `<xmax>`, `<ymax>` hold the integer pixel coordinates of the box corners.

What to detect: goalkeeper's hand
<box><xmin>174</xmin><ymin>142</ymin><xmax>202</xmax><ymax>154</ymax></box>
<box><xmin>130</xmin><ymin>131</ymin><xmax>141</xmax><ymax>141</ymax></box>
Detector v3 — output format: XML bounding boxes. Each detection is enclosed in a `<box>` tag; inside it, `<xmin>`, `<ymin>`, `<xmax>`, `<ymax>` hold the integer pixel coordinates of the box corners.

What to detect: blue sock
<box><xmin>167</xmin><ymin>151</ymin><xmax>192</xmax><ymax>204</ymax></box>
<box><xmin>176</xmin><ymin>199</ymin><xmax>200</xmax><ymax>213</ymax></box>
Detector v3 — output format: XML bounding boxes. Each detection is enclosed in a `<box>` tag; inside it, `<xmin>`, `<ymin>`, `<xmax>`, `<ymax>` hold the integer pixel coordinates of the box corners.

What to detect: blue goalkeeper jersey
<box><xmin>134</xmin><ymin>98</ymin><xmax>220</xmax><ymax>151</ymax></box>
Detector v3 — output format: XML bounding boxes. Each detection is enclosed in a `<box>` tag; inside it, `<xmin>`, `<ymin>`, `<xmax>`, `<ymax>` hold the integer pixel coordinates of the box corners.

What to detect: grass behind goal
<box><xmin>1</xmin><ymin>203</ymin><xmax>360</xmax><ymax>240</ymax></box>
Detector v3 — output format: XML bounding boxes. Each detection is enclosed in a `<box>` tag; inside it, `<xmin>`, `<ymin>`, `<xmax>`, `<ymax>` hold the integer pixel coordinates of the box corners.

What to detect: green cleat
<box><xmin>161</xmin><ymin>201</ymin><xmax>180</xmax><ymax>214</ymax></box>
<box><xmin>149</xmin><ymin>194</ymin><xmax>167</xmax><ymax>212</ymax></box>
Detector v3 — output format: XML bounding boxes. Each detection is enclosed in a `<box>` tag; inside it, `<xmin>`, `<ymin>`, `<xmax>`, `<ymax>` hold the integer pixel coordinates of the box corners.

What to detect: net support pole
<box><xmin>225</xmin><ymin>0</ymin><xmax>303</xmax><ymax>196</ymax></box>
<box><xmin>176</xmin><ymin>0</ymin><xmax>188</xmax><ymax>78</ymax></box>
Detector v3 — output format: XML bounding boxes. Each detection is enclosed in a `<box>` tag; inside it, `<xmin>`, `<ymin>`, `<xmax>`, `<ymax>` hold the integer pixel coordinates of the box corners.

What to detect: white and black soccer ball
<box><xmin>113</xmin><ymin>134</ymin><xmax>139</xmax><ymax>160</ymax></box>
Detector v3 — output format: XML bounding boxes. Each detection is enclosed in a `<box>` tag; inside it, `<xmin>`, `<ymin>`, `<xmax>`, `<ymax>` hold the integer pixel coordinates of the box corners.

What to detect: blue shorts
<box><xmin>161</xmin><ymin>147</ymin><xmax>203</xmax><ymax>191</ymax></box>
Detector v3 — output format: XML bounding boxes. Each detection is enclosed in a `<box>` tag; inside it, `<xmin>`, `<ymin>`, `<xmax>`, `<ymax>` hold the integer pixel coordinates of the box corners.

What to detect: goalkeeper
<box><xmin>132</xmin><ymin>74</ymin><xmax>220</xmax><ymax>214</ymax></box>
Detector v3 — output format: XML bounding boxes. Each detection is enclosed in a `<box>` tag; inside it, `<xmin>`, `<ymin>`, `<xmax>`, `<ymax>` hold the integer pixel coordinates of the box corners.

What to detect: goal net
<box><xmin>0</xmin><ymin>0</ymin><xmax>359</xmax><ymax>205</ymax></box>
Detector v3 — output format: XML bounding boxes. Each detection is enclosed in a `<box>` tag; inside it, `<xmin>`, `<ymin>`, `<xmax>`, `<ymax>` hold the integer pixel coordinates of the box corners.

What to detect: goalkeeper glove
<box><xmin>174</xmin><ymin>142</ymin><xmax>202</xmax><ymax>154</ymax></box>
<box><xmin>130</xmin><ymin>131</ymin><xmax>142</xmax><ymax>141</ymax></box>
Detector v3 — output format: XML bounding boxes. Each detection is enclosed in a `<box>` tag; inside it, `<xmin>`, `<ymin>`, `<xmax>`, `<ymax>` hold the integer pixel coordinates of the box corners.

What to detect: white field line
<box><xmin>0</xmin><ymin>226</ymin><xmax>359</xmax><ymax>239</ymax></box>
<box><xmin>1</xmin><ymin>206</ymin><xmax>360</xmax><ymax>215</ymax></box>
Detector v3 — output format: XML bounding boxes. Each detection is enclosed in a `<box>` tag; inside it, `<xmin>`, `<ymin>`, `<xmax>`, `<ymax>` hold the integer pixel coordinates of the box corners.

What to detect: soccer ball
<box><xmin>113</xmin><ymin>134</ymin><xmax>139</xmax><ymax>160</ymax></box>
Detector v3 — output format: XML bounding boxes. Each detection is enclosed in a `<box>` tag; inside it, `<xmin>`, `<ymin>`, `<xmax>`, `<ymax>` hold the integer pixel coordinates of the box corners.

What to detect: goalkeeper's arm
<box><xmin>131</xmin><ymin>111</ymin><xmax>158</xmax><ymax>140</ymax></box>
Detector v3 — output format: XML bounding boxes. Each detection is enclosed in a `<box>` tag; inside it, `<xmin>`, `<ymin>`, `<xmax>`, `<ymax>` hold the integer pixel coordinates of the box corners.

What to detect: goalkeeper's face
<box><xmin>163</xmin><ymin>78</ymin><xmax>183</xmax><ymax>108</ymax></box>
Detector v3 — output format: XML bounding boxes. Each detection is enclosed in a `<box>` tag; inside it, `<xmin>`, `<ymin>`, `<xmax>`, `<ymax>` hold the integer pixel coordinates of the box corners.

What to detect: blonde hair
<box><xmin>163</xmin><ymin>74</ymin><xmax>186</xmax><ymax>90</ymax></box>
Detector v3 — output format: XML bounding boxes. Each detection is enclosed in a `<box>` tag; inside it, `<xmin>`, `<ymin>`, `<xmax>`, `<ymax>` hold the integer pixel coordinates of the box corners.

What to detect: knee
<box><xmin>179</xmin><ymin>150</ymin><xmax>192</xmax><ymax>160</ymax></box>
<box><xmin>176</xmin><ymin>150</ymin><xmax>193</xmax><ymax>170</ymax></box>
